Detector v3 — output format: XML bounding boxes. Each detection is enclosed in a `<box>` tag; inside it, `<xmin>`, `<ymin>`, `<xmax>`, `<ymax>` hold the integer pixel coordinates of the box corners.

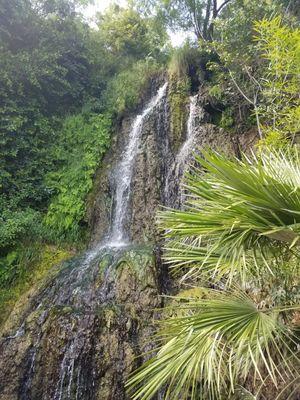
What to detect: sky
<box><xmin>80</xmin><ymin>0</ymin><xmax>189</xmax><ymax>47</ymax></box>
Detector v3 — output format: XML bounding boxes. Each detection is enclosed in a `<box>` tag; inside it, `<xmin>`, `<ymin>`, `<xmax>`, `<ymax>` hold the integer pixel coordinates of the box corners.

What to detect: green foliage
<box><xmin>208</xmin><ymin>84</ymin><xmax>223</xmax><ymax>100</ymax></box>
<box><xmin>0</xmin><ymin>244</ymin><xmax>71</xmax><ymax>327</ymax></box>
<box><xmin>97</xmin><ymin>4</ymin><xmax>167</xmax><ymax>64</ymax></box>
<box><xmin>168</xmin><ymin>44</ymin><xmax>192</xmax><ymax>78</ymax></box>
<box><xmin>45</xmin><ymin>113</ymin><xmax>111</xmax><ymax>240</ymax></box>
<box><xmin>0</xmin><ymin>0</ymin><xmax>168</xmax><ymax>253</ymax></box>
<box><xmin>254</xmin><ymin>17</ymin><xmax>300</xmax><ymax>139</ymax></box>
<box><xmin>129</xmin><ymin>149</ymin><xmax>300</xmax><ymax>399</ymax></box>
<box><xmin>161</xmin><ymin>150</ymin><xmax>300</xmax><ymax>277</ymax></box>
<box><xmin>104</xmin><ymin>59</ymin><xmax>162</xmax><ymax>115</ymax></box>
<box><xmin>0</xmin><ymin>208</ymin><xmax>41</xmax><ymax>251</ymax></box>
<box><xmin>134</xmin><ymin>0</ymin><xmax>233</xmax><ymax>40</ymax></box>
<box><xmin>211</xmin><ymin>6</ymin><xmax>300</xmax><ymax>140</ymax></box>
<box><xmin>0</xmin><ymin>0</ymin><xmax>97</xmax><ymax>252</ymax></box>
<box><xmin>256</xmin><ymin>130</ymin><xmax>290</xmax><ymax>152</ymax></box>
<box><xmin>128</xmin><ymin>289</ymin><xmax>296</xmax><ymax>400</ymax></box>
<box><xmin>219</xmin><ymin>107</ymin><xmax>234</xmax><ymax>129</ymax></box>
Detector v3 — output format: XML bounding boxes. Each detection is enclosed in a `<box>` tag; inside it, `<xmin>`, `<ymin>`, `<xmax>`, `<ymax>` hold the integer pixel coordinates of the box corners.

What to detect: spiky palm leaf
<box><xmin>127</xmin><ymin>290</ymin><xmax>299</xmax><ymax>400</ymax></box>
<box><xmin>159</xmin><ymin>149</ymin><xmax>300</xmax><ymax>279</ymax></box>
<box><xmin>128</xmin><ymin>149</ymin><xmax>300</xmax><ymax>400</ymax></box>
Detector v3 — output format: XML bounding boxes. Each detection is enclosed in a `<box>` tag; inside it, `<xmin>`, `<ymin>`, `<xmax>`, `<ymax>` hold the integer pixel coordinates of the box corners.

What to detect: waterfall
<box><xmin>108</xmin><ymin>82</ymin><xmax>168</xmax><ymax>247</ymax></box>
<box><xmin>174</xmin><ymin>94</ymin><xmax>198</xmax><ymax>179</ymax></box>
<box><xmin>165</xmin><ymin>94</ymin><xmax>198</xmax><ymax>206</ymax></box>
<box><xmin>0</xmin><ymin>82</ymin><xmax>171</xmax><ymax>400</ymax></box>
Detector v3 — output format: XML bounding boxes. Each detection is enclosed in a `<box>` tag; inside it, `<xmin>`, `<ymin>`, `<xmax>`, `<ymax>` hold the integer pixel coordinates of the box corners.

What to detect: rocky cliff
<box><xmin>0</xmin><ymin>80</ymin><xmax>251</xmax><ymax>400</ymax></box>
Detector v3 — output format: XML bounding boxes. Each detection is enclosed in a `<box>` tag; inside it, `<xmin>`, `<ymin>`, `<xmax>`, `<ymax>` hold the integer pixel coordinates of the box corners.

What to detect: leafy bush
<box><xmin>208</xmin><ymin>84</ymin><xmax>223</xmax><ymax>100</ymax></box>
<box><xmin>255</xmin><ymin>17</ymin><xmax>300</xmax><ymax>138</ymax></box>
<box><xmin>219</xmin><ymin>107</ymin><xmax>234</xmax><ymax>129</ymax></box>
<box><xmin>45</xmin><ymin>112</ymin><xmax>111</xmax><ymax>240</ymax></box>
<box><xmin>104</xmin><ymin>58</ymin><xmax>162</xmax><ymax>115</ymax></box>
<box><xmin>0</xmin><ymin>207</ymin><xmax>41</xmax><ymax>251</ymax></box>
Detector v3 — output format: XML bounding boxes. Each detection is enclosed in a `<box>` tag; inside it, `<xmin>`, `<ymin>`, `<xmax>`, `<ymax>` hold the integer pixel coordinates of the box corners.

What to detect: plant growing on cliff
<box><xmin>254</xmin><ymin>17</ymin><xmax>300</xmax><ymax>142</ymax></box>
<box><xmin>45</xmin><ymin>113</ymin><xmax>111</xmax><ymax>241</ymax></box>
<box><xmin>127</xmin><ymin>149</ymin><xmax>300</xmax><ymax>399</ymax></box>
<box><xmin>211</xmin><ymin>13</ymin><xmax>300</xmax><ymax>142</ymax></box>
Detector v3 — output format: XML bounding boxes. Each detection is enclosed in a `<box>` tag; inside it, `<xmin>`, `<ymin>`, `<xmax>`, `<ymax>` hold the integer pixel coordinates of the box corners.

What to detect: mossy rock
<box><xmin>168</xmin><ymin>75</ymin><xmax>190</xmax><ymax>151</ymax></box>
<box><xmin>0</xmin><ymin>245</ymin><xmax>72</xmax><ymax>331</ymax></box>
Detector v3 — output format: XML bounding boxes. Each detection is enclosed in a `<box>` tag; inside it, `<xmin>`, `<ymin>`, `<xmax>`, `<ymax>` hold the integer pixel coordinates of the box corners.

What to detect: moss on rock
<box><xmin>0</xmin><ymin>245</ymin><xmax>72</xmax><ymax>328</ymax></box>
<box><xmin>168</xmin><ymin>74</ymin><xmax>190</xmax><ymax>151</ymax></box>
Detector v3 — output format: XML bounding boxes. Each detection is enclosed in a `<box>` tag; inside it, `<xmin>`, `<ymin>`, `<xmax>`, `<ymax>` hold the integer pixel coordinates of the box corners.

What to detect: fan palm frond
<box><xmin>159</xmin><ymin>149</ymin><xmax>300</xmax><ymax>279</ymax></box>
<box><xmin>127</xmin><ymin>290</ymin><xmax>299</xmax><ymax>400</ymax></box>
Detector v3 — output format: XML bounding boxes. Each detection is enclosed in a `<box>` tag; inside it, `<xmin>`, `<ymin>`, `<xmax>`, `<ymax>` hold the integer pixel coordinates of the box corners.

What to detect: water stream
<box><xmin>165</xmin><ymin>94</ymin><xmax>198</xmax><ymax>206</ymax></box>
<box><xmin>4</xmin><ymin>83</ymin><xmax>168</xmax><ymax>400</ymax></box>
<box><xmin>109</xmin><ymin>83</ymin><xmax>168</xmax><ymax>246</ymax></box>
<box><xmin>53</xmin><ymin>83</ymin><xmax>168</xmax><ymax>398</ymax></box>
<box><xmin>174</xmin><ymin>94</ymin><xmax>198</xmax><ymax>179</ymax></box>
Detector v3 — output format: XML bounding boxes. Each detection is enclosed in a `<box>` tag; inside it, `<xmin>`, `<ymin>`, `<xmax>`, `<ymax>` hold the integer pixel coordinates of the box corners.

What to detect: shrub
<box><xmin>0</xmin><ymin>207</ymin><xmax>41</xmax><ymax>252</ymax></box>
<box><xmin>44</xmin><ymin>112</ymin><xmax>111</xmax><ymax>240</ymax></box>
<box><xmin>104</xmin><ymin>58</ymin><xmax>162</xmax><ymax>115</ymax></box>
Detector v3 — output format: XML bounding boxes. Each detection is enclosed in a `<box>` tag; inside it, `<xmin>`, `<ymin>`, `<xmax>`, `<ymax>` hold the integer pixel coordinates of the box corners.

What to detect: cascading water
<box><xmin>109</xmin><ymin>83</ymin><xmax>168</xmax><ymax>246</ymax></box>
<box><xmin>174</xmin><ymin>94</ymin><xmax>198</xmax><ymax>179</ymax></box>
<box><xmin>0</xmin><ymin>83</ymin><xmax>169</xmax><ymax>400</ymax></box>
<box><xmin>165</xmin><ymin>94</ymin><xmax>198</xmax><ymax>206</ymax></box>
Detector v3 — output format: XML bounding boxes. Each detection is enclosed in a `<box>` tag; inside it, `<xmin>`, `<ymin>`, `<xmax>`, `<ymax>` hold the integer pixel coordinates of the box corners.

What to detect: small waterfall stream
<box><xmin>165</xmin><ymin>94</ymin><xmax>198</xmax><ymax>206</ymax></box>
<box><xmin>51</xmin><ymin>83</ymin><xmax>169</xmax><ymax>399</ymax></box>
<box><xmin>109</xmin><ymin>83</ymin><xmax>168</xmax><ymax>246</ymax></box>
<box><xmin>174</xmin><ymin>94</ymin><xmax>198</xmax><ymax>179</ymax></box>
<box><xmin>0</xmin><ymin>83</ymin><xmax>169</xmax><ymax>400</ymax></box>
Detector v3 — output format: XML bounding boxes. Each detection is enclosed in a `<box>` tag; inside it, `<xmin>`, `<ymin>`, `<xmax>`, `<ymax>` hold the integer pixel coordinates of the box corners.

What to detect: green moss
<box><xmin>116</xmin><ymin>244</ymin><xmax>155</xmax><ymax>279</ymax></box>
<box><xmin>168</xmin><ymin>75</ymin><xmax>190</xmax><ymax>151</ymax></box>
<box><xmin>0</xmin><ymin>244</ymin><xmax>72</xmax><ymax>327</ymax></box>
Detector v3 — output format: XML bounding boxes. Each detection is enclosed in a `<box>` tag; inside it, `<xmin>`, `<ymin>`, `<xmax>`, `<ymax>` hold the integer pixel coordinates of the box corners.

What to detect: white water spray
<box><xmin>174</xmin><ymin>94</ymin><xmax>198</xmax><ymax>178</ymax></box>
<box><xmin>108</xmin><ymin>83</ymin><xmax>168</xmax><ymax>246</ymax></box>
<box><xmin>165</xmin><ymin>94</ymin><xmax>198</xmax><ymax>206</ymax></box>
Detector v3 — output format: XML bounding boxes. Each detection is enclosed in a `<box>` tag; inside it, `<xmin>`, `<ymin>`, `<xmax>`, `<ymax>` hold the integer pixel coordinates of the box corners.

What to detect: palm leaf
<box><xmin>159</xmin><ymin>149</ymin><xmax>300</xmax><ymax>279</ymax></box>
<box><xmin>127</xmin><ymin>290</ymin><xmax>299</xmax><ymax>400</ymax></box>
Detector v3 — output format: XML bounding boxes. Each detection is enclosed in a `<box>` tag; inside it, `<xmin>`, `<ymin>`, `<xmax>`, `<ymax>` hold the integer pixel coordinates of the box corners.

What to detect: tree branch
<box><xmin>212</xmin><ymin>0</ymin><xmax>218</xmax><ymax>18</ymax></box>
<box><xmin>216</xmin><ymin>0</ymin><xmax>232</xmax><ymax>16</ymax></box>
<box><xmin>203</xmin><ymin>0</ymin><xmax>212</xmax><ymax>40</ymax></box>
<box><xmin>229</xmin><ymin>71</ymin><xmax>254</xmax><ymax>105</ymax></box>
<box><xmin>229</xmin><ymin>71</ymin><xmax>263</xmax><ymax>139</ymax></box>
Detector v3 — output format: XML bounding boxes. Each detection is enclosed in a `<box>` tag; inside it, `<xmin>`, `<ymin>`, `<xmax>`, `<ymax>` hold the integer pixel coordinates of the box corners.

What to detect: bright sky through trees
<box><xmin>81</xmin><ymin>0</ymin><xmax>189</xmax><ymax>46</ymax></box>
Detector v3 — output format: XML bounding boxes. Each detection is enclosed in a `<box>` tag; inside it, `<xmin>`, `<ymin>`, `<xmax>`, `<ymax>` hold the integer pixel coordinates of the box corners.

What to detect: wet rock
<box><xmin>0</xmin><ymin>78</ymin><xmax>258</xmax><ymax>400</ymax></box>
<box><xmin>0</xmin><ymin>245</ymin><xmax>161</xmax><ymax>400</ymax></box>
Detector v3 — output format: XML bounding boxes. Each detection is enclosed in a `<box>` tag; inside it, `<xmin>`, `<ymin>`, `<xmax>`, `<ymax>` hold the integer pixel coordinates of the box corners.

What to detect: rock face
<box><xmin>0</xmin><ymin>246</ymin><xmax>162</xmax><ymax>400</ymax></box>
<box><xmin>0</xmin><ymin>81</ymin><xmax>243</xmax><ymax>400</ymax></box>
<box><xmin>87</xmin><ymin>82</ymin><xmax>172</xmax><ymax>246</ymax></box>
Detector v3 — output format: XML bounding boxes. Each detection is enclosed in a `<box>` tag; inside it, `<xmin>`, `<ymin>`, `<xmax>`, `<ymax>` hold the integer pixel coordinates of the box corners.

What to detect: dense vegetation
<box><xmin>0</xmin><ymin>0</ymin><xmax>168</xmax><ymax>247</ymax></box>
<box><xmin>0</xmin><ymin>0</ymin><xmax>167</xmax><ymax>319</ymax></box>
<box><xmin>0</xmin><ymin>0</ymin><xmax>299</xmax><ymax>398</ymax></box>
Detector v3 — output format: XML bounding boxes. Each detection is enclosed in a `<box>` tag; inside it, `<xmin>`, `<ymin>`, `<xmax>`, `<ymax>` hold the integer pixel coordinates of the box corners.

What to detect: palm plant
<box><xmin>127</xmin><ymin>149</ymin><xmax>300</xmax><ymax>399</ymax></box>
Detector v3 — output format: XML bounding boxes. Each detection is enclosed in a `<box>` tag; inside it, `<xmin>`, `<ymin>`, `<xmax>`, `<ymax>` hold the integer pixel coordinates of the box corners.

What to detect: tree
<box><xmin>134</xmin><ymin>0</ymin><xmax>232</xmax><ymax>41</ymax></box>
<box><xmin>96</xmin><ymin>4</ymin><xmax>167</xmax><ymax>64</ymax></box>
<box><xmin>207</xmin><ymin>3</ymin><xmax>299</xmax><ymax>141</ymax></box>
